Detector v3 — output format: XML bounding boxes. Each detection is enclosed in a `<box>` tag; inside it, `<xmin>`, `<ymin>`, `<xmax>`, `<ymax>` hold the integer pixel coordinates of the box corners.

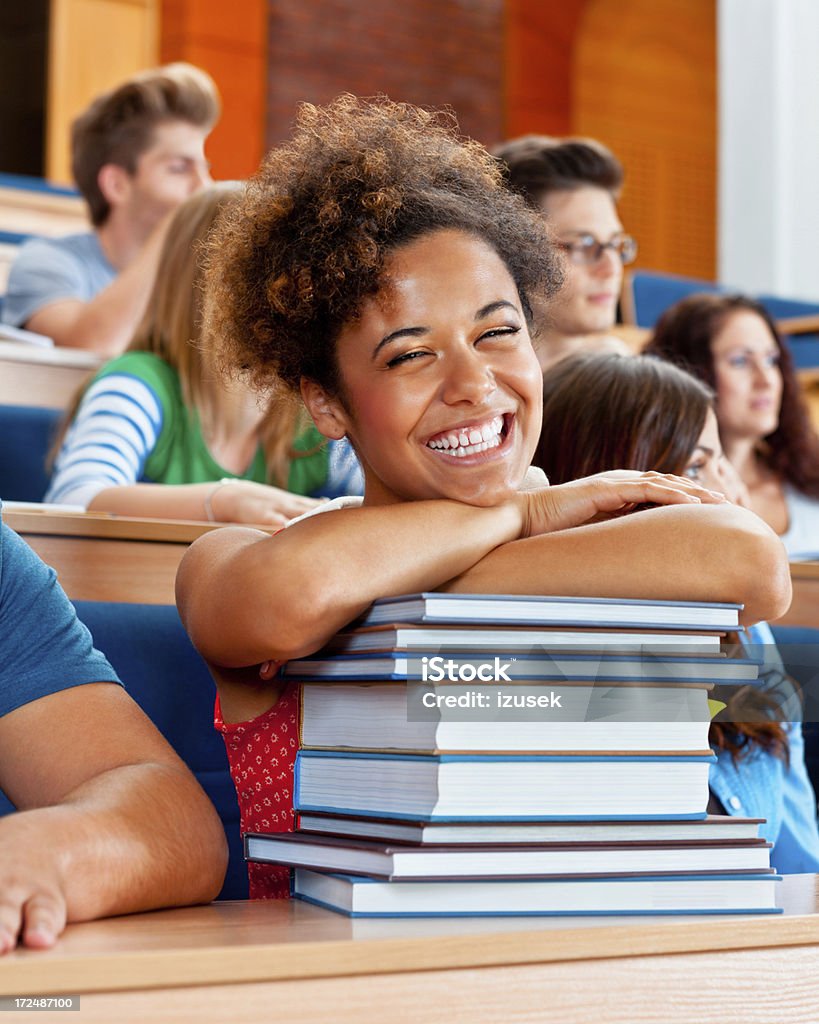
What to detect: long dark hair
<box><xmin>645</xmin><ymin>293</ymin><xmax>819</xmax><ymax>498</ymax></box>
<box><xmin>535</xmin><ymin>351</ymin><xmax>788</xmax><ymax>762</ymax></box>
<box><xmin>535</xmin><ymin>351</ymin><xmax>713</xmax><ymax>482</ymax></box>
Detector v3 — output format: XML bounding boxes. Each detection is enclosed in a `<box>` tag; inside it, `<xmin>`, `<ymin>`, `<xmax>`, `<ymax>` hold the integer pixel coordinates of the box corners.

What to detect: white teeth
<box><xmin>428</xmin><ymin>415</ymin><xmax>506</xmax><ymax>455</ymax></box>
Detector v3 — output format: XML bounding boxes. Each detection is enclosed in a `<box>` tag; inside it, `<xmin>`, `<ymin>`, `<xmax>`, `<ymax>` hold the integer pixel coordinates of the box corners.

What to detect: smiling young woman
<box><xmin>175</xmin><ymin>96</ymin><xmax>792</xmax><ymax>899</ymax></box>
<box><xmin>645</xmin><ymin>294</ymin><xmax>819</xmax><ymax>557</ymax></box>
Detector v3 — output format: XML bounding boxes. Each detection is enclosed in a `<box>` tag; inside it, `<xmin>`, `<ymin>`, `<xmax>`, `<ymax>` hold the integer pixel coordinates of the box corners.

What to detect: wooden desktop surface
<box><xmin>1</xmin><ymin>874</ymin><xmax>818</xmax><ymax>1023</ymax></box>
<box><xmin>0</xmin><ymin>341</ymin><xmax>99</xmax><ymax>409</ymax></box>
<box><xmin>4</xmin><ymin>508</ymin><xmax>256</xmax><ymax>605</ymax></box>
<box><xmin>777</xmin><ymin>561</ymin><xmax>819</xmax><ymax>630</ymax></box>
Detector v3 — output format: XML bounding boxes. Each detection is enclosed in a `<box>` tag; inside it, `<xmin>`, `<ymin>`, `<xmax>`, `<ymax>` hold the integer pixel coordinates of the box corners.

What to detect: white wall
<box><xmin>719</xmin><ymin>0</ymin><xmax>819</xmax><ymax>300</ymax></box>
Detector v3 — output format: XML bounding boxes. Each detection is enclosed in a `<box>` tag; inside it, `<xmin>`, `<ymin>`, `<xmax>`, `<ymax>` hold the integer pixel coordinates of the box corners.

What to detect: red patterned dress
<box><xmin>214</xmin><ymin>681</ymin><xmax>300</xmax><ymax>899</ymax></box>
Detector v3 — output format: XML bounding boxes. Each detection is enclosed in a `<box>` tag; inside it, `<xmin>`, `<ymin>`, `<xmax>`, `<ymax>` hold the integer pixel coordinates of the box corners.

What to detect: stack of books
<box><xmin>246</xmin><ymin>593</ymin><xmax>780</xmax><ymax>916</ymax></box>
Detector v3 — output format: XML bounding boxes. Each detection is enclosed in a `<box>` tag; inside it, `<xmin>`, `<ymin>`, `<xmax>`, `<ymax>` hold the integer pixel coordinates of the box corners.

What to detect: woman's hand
<box><xmin>517</xmin><ymin>470</ymin><xmax>728</xmax><ymax>538</ymax></box>
<box><xmin>207</xmin><ymin>479</ymin><xmax>324</xmax><ymax>526</ymax></box>
<box><xmin>716</xmin><ymin>457</ymin><xmax>753</xmax><ymax>508</ymax></box>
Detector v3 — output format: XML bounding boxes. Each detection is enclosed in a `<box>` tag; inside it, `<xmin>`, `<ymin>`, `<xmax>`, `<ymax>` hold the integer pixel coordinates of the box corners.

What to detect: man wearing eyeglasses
<box><xmin>493</xmin><ymin>135</ymin><xmax>638</xmax><ymax>370</ymax></box>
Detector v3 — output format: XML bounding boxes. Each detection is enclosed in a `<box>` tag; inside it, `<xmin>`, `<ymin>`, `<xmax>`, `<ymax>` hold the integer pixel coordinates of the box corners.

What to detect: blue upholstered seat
<box><xmin>626</xmin><ymin>270</ymin><xmax>819</xmax><ymax>369</ymax></box>
<box><xmin>770</xmin><ymin>625</ymin><xmax>819</xmax><ymax>805</ymax></box>
<box><xmin>0</xmin><ymin>404</ymin><xmax>62</xmax><ymax>502</ymax></box>
<box><xmin>0</xmin><ymin>601</ymin><xmax>248</xmax><ymax>901</ymax></box>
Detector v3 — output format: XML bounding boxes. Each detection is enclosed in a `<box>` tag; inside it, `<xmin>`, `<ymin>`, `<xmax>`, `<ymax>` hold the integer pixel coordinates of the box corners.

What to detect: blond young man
<box><xmin>2</xmin><ymin>64</ymin><xmax>219</xmax><ymax>355</ymax></box>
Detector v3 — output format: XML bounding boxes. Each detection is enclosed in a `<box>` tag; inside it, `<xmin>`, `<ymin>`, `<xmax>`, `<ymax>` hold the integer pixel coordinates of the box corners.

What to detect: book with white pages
<box><xmin>294</xmin><ymin>750</ymin><xmax>716</xmax><ymax>821</ymax></box>
<box><xmin>359</xmin><ymin>593</ymin><xmax>741</xmax><ymax>631</ymax></box>
<box><xmin>296</xmin><ymin>813</ymin><xmax>766</xmax><ymax>846</ymax></box>
<box><xmin>245</xmin><ymin>830</ymin><xmax>773</xmax><ymax>879</ymax></box>
<box><xmin>285</xmin><ymin>651</ymin><xmax>759</xmax><ymax>683</ymax></box>
<box><xmin>299</xmin><ymin>682</ymin><xmax>717</xmax><ymax>753</ymax></box>
<box><xmin>293</xmin><ymin>869</ymin><xmax>782</xmax><ymax>917</ymax></box>
<box><xmin>323</xmin><ymin>624</ymin><xmax>725</xmax><ymax>655</ymax></box>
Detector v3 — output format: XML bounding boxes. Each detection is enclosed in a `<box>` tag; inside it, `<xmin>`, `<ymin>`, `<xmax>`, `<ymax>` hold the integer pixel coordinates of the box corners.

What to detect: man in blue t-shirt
<box><xmin>1</xmin><ymin>63</ymin><xmax>219</xmax><ymax>356</ymax></box>
<box><xmin>0</xmin><ymin>513</ymin><xmax>227</xmax><ymax>952</ymax></box>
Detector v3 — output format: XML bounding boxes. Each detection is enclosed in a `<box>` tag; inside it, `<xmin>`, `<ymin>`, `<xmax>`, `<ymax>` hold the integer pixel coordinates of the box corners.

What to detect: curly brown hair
<box><xmin>204</xmin><ymin>94</ymin><xmax>563</xmax><ymax>400</ymax></box>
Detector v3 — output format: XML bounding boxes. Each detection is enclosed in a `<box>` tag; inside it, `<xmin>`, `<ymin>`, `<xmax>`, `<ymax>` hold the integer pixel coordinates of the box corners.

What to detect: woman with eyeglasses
<box><xmin>645</xmin><ymin>294</ymin><xmax>819</xmax><ymax>558</ymax></box>
<box><xmin>493</xmin><ymin>135</ymin><xmax>638</xmax><ymax>370</ymax></box>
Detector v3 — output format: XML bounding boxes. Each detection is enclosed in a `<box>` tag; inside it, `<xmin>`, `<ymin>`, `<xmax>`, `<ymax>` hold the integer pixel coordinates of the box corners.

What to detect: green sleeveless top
<box><xmin>92</xmin><ymin>352</ymin><xmax>329</xmax><ymax>495</ymax></box>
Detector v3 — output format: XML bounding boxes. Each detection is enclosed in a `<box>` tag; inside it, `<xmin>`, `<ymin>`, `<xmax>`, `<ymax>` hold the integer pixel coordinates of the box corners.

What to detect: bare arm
<box><xmin>26</xmin><ymin>218</ymin><xmax>169</xmax><ymax>356</ymax></box>
<box><xmin>0</xmin><ymin>684</ymin><xmax>227</xmax><ymax>952</ymax></box>
<box><xmin>445</xmin><ymin>502</ymin><xmax>792</xmax><ymax>627</ymax></box>
<box><xmin>176</xmin><ymin>471</ymin><xmax>748</xmax><ymax>669</ymax></box>
<box><xmin>88</xmin><ymin>481</ymin><xmax>322</xmax><ymax>526</ymax></box>
<box><xmin>176</xmin><ymin>499</ymin><xmax>526</xmax><ymax>667</ymax></box>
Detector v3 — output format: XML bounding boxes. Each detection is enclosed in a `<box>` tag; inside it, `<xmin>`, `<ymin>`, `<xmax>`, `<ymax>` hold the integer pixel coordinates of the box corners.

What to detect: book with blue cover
<box><xmin>284</xmin><ymin>651</ymin><xmax>759</xmax><ymax>683</ymax></box>
<box><xmin>293</xmin><ymin>869</ymin><xmax>782</xmax><ymax>916</ymax></box>
<box><xmin>298</xmin><ymin>681</ymin><xmax>718</xmax><ymax>753</ymax></box>
<box><xmin>323</xmin><ymin>624</ymin><xmax>725</xmax><ymax>654</ymax></box>
<box><xmin>359</xmin><ymin>593</ymin><xmax>741</xmax><ymax>630</ymax></box>
<box><xmin>294</xmin><ymin>750</ymin><xmax>716</xmax><ymax>821</ymax></box>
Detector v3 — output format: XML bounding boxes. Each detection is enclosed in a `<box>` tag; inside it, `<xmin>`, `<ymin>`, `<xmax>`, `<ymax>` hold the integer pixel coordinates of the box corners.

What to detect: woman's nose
<box><xmin>440</xmin><ymin>348</ymin><xmax>497</xmax><ymax>405</ymax></box>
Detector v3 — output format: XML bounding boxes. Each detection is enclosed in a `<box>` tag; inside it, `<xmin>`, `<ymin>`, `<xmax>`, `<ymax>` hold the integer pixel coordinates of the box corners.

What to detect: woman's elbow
<box><xmin>728</xmin><ymin>513</ymin><xmax>792</xmax><ymax>625</ymax></box>
<box><xmin>176</xmin><ymin>531</ymin><xmax>336</xmax><ymax>666</ymax></box>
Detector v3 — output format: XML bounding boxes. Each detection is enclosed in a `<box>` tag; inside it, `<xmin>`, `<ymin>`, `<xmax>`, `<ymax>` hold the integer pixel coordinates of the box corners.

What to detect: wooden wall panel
<box><xmin>160</xmin><ymin>0</ymin><xmax>267</xmax><ymax>179</ymax></box>
<box><xmin>503</xmin><ymin>0</ymin><xmax>587</xmax><ymax>139</ymax></box>
<box><xmin>573</xmin><ymin>0</ymin><xmax>717</xmax><ymax>280</ymax></box>
<box><xmin>47</xmin><ymin>0</ymin><xmax>159</xmax><ymax>184</ymax></box>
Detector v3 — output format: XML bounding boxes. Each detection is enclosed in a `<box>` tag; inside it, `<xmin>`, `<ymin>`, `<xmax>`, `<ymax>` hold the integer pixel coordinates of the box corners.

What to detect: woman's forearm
<box><xmin>446</xmin><ymin>503</ymin><xmax>791</xmax><ymax>626</ymax></box>
<box><xmin>176</xmin><ymin>499</ymin><xmax>526</xmax><ymax>666</ymax></box>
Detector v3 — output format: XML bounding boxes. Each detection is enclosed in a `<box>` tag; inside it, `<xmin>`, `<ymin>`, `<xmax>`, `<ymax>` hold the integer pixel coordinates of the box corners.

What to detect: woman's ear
<box><xmin>300</xmin><ymin>379</ymin><xmax>350</xmax><ymax>440</ymax></box>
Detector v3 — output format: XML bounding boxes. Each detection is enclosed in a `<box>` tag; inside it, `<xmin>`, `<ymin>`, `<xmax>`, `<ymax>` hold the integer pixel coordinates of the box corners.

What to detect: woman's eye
<box><xmin>728</xmin><ymin>356</ymin><xmax>748</xmax><ymax>369</ymax></box>
<box><xmin>684</xmin><ymin>463</ymin><xmax>703</xmax><ymax>480</ymax></box>
<box><xmin>386</xmin><ymin>350</ymin><xmax>427</xmax><ymax>368</ymax></box>
<box><xmin>479</xmin><ymin>326</ymin><xmax>520</xmax><ymax>342</ymax></box>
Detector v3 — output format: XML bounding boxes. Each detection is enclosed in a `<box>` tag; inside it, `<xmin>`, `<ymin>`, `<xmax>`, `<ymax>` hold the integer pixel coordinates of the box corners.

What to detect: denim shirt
<box><xmin>709</xmin><ymin>621</ymin><xmax>819</xmax><ymax>873</ymax></box>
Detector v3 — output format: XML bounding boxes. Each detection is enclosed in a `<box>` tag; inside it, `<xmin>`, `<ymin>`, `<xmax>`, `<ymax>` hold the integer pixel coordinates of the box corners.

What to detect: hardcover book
<box><xmin>293</xmin><ymin>869</ymin><xmax>782</xmax><ymax>917</ymax></box>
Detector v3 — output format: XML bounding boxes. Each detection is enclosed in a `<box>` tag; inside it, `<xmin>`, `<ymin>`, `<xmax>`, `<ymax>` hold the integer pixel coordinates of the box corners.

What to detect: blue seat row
<box><xmin>625</xmin><ymin>270</ymin><xmax>819</xmax><ymax>369</ymax></box>
<box><xmin>0</xmin><ymin>600</ymin><xmax>248</xmax><ymax>901</ymax></box>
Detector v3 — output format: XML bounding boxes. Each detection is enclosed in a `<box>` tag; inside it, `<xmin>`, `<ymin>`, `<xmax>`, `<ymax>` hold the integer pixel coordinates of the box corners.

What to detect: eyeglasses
<box><xmin>557</xmin><ymin>234</ymin><xmax>638</xmax><ymax>267</ymax></box>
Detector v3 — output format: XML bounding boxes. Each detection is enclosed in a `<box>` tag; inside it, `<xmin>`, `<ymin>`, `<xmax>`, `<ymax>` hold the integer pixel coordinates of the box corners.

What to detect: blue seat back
<box><xmin>0</xmin><ymin>404</ymin><xmax>62</xmax><ymax>502</ymax></box>
<box><xmin>628</xmin><ymin>271</ymin><xmax>819</xmax><ymax>370</ymax></box>
<box><xmin>73</xmin><ymin>602</ymin><xmax>248</xmax><ymax>900</ymax></box>
<box><xmin>627</xmin><ymin>270</ymin><xmax>721</xmax><ymax>328</ymax></box>
<box><xmin>757</xmin><ymin>294</ymin><xmax>819</xmax><ymax>370</ymax></box>
<box><xmin>0</xmin><ymin>602</ymin><xmax>248</xmax><ymax>900</ymax></box>
<box><xmin>769</xmin><ymin>625</ymin><xmax>819</xmax><ymax>802</ymax></box>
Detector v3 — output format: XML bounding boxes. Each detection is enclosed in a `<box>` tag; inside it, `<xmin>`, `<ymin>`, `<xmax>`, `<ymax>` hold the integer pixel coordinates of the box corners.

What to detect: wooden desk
<box><xmin>0</xmin><ymin>183</ymin><xmax>87</xmax><ymax>240</ymax></box>
<box><xmin>4</xmin><ymin>508</ymin><xmax>224</xmax><ymax>605</ymax></box>
<box><xmin>776</xmin><ymin>561</ymin><xmax>819</xmax><ymax>629</ymax></box>
<box><xmin>1</xmin><ymin>874</ymin><xmax>818</xmax><ymax>1023</ymax></box>
<box><xmin>0</xmin><ymin>341</ymin><xmax>99</xmax><ymax>409</ymax></box>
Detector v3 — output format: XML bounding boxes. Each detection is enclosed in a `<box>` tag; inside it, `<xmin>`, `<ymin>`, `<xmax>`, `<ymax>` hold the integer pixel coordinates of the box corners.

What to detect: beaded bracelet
<box><xmin>204</xmin><ymin>478</ymin><xmax>234</xmax><ymax>522</ymax></box>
